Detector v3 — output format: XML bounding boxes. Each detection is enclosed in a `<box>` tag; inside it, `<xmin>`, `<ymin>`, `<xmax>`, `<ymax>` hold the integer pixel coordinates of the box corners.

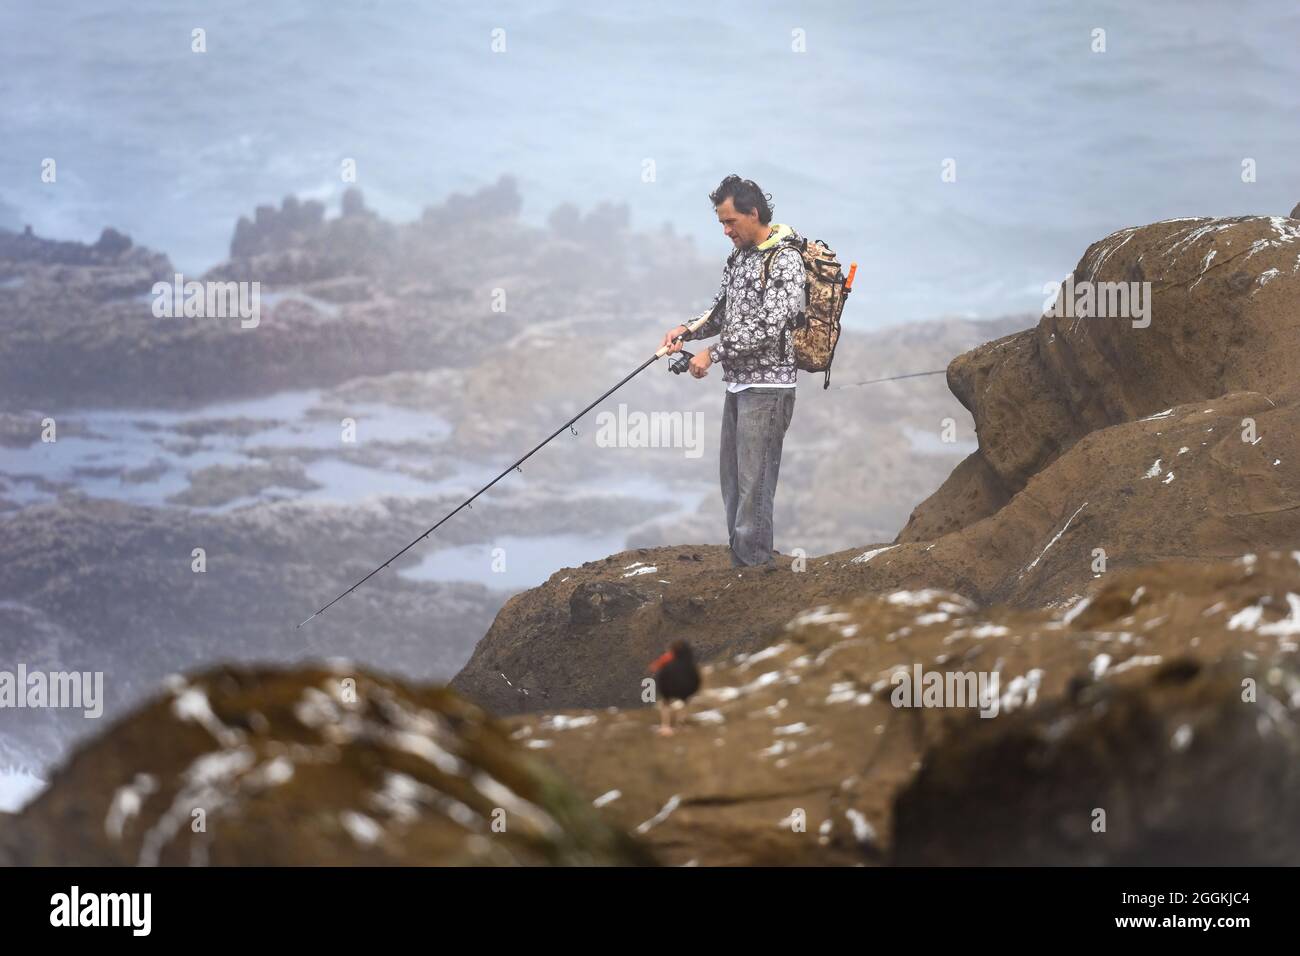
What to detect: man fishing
<box><xmin>661</xmin><ymin>175</ymin><xmax>807</xmax><ymax>569</ymax></box>
<box><xmin>301</xmin><ymin>176</ymin><xmax>847</xmax><ymax>627</ymax></box>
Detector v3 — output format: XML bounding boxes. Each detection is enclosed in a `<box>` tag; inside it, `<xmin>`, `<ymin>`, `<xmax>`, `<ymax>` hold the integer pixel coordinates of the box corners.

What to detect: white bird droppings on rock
<box><xmin>539</xmin><ymin>714</ymin><xmax>599</xmax><ymax>731</ymax></box>
<box><xmin>172</xmin><ymin>684</ymin><xmax>242</xmax><ymax>748</ymax></box>
<box><xmin>634</xmin><ymin>794</ymin><xmax>681</xmax><ymax>835</ymax></box>
<box><xmin>786</xmin><ymin>606</ymin><xmax>853</xmax><ymax>629</ymax></box>
<box><xmin>1110</xmin><ymin>654</ymin><xmax>1164</xmax><ymax>674</ymax></box>
<box><xmin>851</xmin><ymin>545</ymin><xmax>897</xmax><ymax>565</ymax></box>
<box><xmin>105</xmin><ymin>773</ymin><xmax>158</xmax><ymax>841</ymax></box>
<box><xmin>999</xmin><ymin>669</ymin><xmax>1044</xmax><ymax>713</ymax></box>
<box><xmin>1061</xmin><ymin>596</ymin><xmax>1092</xmax><ymax>625</ymax></box>
<box><xmin>340</xmin><ymin>810</ymin><xmax>383</xmax><ymax>847</ymax></box>
<box><xmin>774</xmin><ymin>722</ymin><xmax>809</xmax><ymax>736</ymax></box>
<box><xmin>844</xmin><ymin>808</ymin><xmax>877</xmax><ymax>845</ymax></box>
<box><xmin>825</xmin><ymin>682</ymin><xmax>857</xmax><ymax>705</ymax></box>
<box><xmin>737</xmin><ymin>643</ymin><xmax>789</xmax><ymax>670</ymax></box>
<box><xmin>758</xmin><ymin>739</ymin><xmax>794</xmax><ymax>758</ymax></box>
<box><xmin>887</xmin><ymin>589</ymin><xmax>974</xmax><ymax>609</ymax></box>
<box><xmin>1090</xmin><ymin>653</ymin><xmax>1112</xmax><ymax>678</ymax></box>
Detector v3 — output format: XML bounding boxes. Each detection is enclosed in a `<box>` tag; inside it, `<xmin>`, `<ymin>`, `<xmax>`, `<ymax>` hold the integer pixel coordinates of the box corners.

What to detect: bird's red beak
<box><xmin>649</xmin><ymin>650</ymin><xmax>675</xmax><ymax>673</ymax></box>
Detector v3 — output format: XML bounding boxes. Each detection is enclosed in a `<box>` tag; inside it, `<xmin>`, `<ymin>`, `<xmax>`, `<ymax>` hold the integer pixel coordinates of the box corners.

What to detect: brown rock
<box><xmin>4</xmin><ymin>666</ymin><xmax>654</xmax><ymax>866</ymax></box>
<box><xmin>513</xmin><ymin>551</ymin><xmax>1300</xmax><ymax>866</ymax></box>
<box><xmin>892</xmin><ymin>656</ymin><xmax>1300</xmax><ymax>865</ymax></box>
<box><xmin>569</xmin><ymin>580</ymin><xmax>648</xmax><ymax>625</ymax></box>
<box><xmin>661</xmin><ymin>594</ymin><xmax>707</xmax><ymax>624</ymax></box>
<box><xmin>900</xmin><ymin>214</ymin><xmax>1300</xmax><ymax>540</ymax></box>
<box><xmin>452</xmin><ymin>390</ymin><xmax>1300</xmax><ymax>714</ymax></box>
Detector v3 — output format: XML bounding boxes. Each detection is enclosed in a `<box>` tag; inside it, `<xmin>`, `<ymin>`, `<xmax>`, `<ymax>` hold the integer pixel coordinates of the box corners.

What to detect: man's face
<box><xmin>715</xmin><ymin>197</ymin><xmax>765</xmax><ymax>249</ymax></box>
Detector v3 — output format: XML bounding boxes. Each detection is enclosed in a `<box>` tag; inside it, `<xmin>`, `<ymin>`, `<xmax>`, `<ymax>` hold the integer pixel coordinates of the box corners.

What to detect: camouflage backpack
<box><xmin>760</xmin><ymin>236</ymin><xmax>854</xmax><ymax>389</ymax></box>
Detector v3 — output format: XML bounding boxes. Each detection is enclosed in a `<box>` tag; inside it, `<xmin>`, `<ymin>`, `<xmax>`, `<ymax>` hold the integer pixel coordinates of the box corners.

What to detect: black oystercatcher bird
<box><xmin>649</xmin><ymin>639</ymin><xmax>700</xmax><ymax>736</ymax></box>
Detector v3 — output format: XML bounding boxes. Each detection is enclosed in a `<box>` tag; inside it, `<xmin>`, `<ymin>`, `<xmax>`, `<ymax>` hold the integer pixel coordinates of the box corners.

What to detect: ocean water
<box><xmin>0</xmin><ymin>390</ymin><xmax>457</xmax><ymax>509</ymax></box>
<box><xmin>399</xmin><ymin>531</ymin><xmax>637</xmax><ymax>590</ymax></box>
<box><xmin>1</xmin><ymin>1</ymin><xmax>1296</xmax><ymax>326</ymax></box>
<box><xmin>0</xmin><ymin>766</ymin><xmax>44</xmax><ymax>813</ymax></box>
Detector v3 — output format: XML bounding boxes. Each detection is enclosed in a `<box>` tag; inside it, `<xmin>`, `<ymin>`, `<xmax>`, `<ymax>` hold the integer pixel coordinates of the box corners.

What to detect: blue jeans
<box><xmin>720</xmin><ymin>387</ymin><xmax>796</xmax><ymax>567</ymax></box>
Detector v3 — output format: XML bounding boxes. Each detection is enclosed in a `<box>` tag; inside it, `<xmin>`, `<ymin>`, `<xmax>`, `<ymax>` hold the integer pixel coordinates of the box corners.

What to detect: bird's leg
<box><xmin>657</xmin><ymin>699</ymin><xmax>675</xmax><ymax>736</ymax></box>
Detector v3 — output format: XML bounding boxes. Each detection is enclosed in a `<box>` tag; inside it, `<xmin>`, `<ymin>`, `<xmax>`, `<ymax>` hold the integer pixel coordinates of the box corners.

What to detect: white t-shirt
<box><xmin>727</xmin><ymin>380</ymin><xmax>797</xmax><ymax>393</ymax></box>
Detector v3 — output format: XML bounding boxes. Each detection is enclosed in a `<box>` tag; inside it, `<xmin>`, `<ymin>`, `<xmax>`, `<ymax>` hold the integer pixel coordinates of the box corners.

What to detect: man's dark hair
<box><xmin>710</xmin><ymin>175</ymin><xmax>774</xmax><ymax>225</ymax></box>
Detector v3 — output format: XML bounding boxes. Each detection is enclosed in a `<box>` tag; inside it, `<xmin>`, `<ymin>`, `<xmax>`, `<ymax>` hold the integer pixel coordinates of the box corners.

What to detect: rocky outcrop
<box><xmin>12</xmin><ymin>551</ymin><xmax>1295</xmax><ymax>866</ymax></box>
<box><xmin>568</xmin><ymin>580</ymin><xmax>650</xmax><ymax>625</ymax></box>
<box><xmin>223</xmin><ymin>190</ymin><xmax>396</xmax><ymax>284</ymax></box>
<box><xmin>231</xmin><ymin>195</ymin><xmax>330</xmax><ymax>259</ymax></box>
<box><xmin>0</xmin><ymin>484</ymin><xmax>669</xmax><ymax>773</ymax></box>
<box><xmin>221</xmin><ymin>178</ymin><xmax>526</xmax><ymax>286</ymax></box>
<box><xmin>422</xmin><ymin>175</ymin><xmax>523</xmax><ymax>229</ymax></box>
<box><xmin>506</xmin><ymin>551</ymin><xmax>1300</xmax><ymax>866</ymax></box>
<box><xmin>546</xmin><ymin>200</ymin><xmax>631</xmax><ymax>246</ymax></box>
<box><xmin>450</xmin><ymin>203</ymin><xmax>1300</xmax><ymax>863</ymax></box>
<box><xmin>8</xmin><ymin>200</ymin><xmax>1300</xmax><ymax>866</ymax></box>
<box><xmin>0</xmin><ymin>178</ymin><xmax>719</xmax><ymax>408</ymax></box>
<box><xmin>892</xmin><ymin>654</ymin><xmax>1300</xmax><ymax>865</ymax></box>
<box><xmin>2</xmin><ymin>666</ymin><xmax>653</xmax><ymax>865</ymax></box>
<box><xmin>0</xmin><ymin>224</ymin><xmax>173</xmax><ymax>306</ymax></box>
<box><xmin>452</xmin><ymin>387</ymin><xmax>1299</xmax><ymax>714</ymax></box>
<box><xmin>0</xmin><ymin>225</ymin><xmax>165</xmax><ymax>271</ymax></box>
<box><xmin>898</xmin><ymin>213</ymin><xmax>1300</xmax><ymax>541</ymax></box>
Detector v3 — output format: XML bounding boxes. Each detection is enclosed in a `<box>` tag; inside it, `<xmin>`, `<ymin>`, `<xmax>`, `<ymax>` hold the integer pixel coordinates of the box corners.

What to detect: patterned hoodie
<box><xmin>684</xmin><ymin>223</ymin><xmax>805</xmax><ymax>386</ymax></box>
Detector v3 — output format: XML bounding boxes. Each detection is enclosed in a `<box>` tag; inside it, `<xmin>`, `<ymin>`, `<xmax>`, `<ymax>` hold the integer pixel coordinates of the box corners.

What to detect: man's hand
<box><xmin>662</xmin><ymin>325</ymin><xmax>688</xmax><ymax>354</ymax></box>
<box><xmin>689</xmin><ymin>348</ymin><xmax>712</xmax><ymax>378</ymax></box>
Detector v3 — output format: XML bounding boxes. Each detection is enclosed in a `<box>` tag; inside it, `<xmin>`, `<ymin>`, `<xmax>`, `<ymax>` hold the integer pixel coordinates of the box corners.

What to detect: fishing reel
<box><xmin>668</xmin><ymin>349</ymin><xmax>694</xmax><ymax>375</ymax></box>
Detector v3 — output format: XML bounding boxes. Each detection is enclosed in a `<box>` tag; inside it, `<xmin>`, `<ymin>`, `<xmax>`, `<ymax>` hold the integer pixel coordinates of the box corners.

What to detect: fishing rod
<box><xmin>834</xmin><ymin>369</ymin><xmax>947</xmax><ymax>388</ymax></box>
<box><xmin>297</xmin><ymin>300</ymin><xmax>951</xmax><ymax>628</ymax></box>
<box><xmin>296</xmin><ymin>307</ymin><xmax>719</xmax><ymax>628</ymax></box>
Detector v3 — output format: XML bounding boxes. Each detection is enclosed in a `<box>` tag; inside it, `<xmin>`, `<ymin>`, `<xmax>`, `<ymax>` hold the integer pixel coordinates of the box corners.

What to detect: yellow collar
<box><xmin>756</xmin><ymin>222</ymin><xmax>794</xmax><ymax>251</ymax></box>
